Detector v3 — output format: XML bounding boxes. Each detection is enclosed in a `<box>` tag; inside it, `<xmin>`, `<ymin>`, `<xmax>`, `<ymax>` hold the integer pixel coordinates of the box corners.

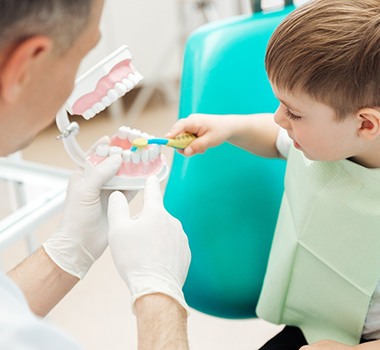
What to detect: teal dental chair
<box><xmin>164</xmin><ymin>1</ymin><xmax>294</xmax><ymax>318</ymax></box>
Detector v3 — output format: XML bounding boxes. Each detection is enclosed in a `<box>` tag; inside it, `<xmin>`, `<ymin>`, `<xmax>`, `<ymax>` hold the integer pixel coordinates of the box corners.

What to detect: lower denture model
<box><xmin>56</xmin><ymin>45</ymin><xmax>169</xmax><ymax>189</ymax></box>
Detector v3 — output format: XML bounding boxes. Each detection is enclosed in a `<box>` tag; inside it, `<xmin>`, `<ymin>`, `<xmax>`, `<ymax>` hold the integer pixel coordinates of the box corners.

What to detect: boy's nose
<box><xmin>274</xmin><ymin>106</ymin><xmax>291</xmax><ymax>130</ymax></box>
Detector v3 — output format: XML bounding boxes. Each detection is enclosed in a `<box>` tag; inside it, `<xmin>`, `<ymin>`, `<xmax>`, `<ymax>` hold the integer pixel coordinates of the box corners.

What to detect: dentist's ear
<box><xmin>0</xmin><ymin>36</ymin><xmax>52</xmax><ymax>103</ymax></box>
<box><xmin>357</xmin><ymin>107</ymin><xmax>380</xmax><ymax>141</ymax></box>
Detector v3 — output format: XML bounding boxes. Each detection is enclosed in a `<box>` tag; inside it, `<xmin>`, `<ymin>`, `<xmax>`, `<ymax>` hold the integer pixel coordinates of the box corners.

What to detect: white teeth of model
<box><xmin>133</xmin><ymin>71</ymin><xmax>144</xmax><ymax>83</ymax></box>
<box><xmin>128</xmin><ymin>73</ymin><xmax>140</xmax><ymax>85</ymax></box>
<box><xmin>96</xmin><ymin>144</ymin><xmax>110</xmax><ymax>157</ymax></box>
<box><xmin>118</xmin><ymin>126</ymin><xmax>130</xmax><ymax>140</ymax></box>
<box><xmin>101</xmin><ymin>96</ymin><xmax>112</xmax><ymax>108</ymax></box>
<box><xmin>107</xmin><ymin>89</ymin><xmax>119</xmax><ymax>103</ymax></box>
<box><xmin>122</xmin><ymin>150</ymin><xmax>132</xmax><ymax>162</ymax></box>
<box><xmin>149</xmin><ymin>147</ymin><xmax>160</xmax><ymax>160</ymax></box>
<box><xmin>131</xmin><ymin>152</ymin><xmax>140</xmax><ymax>164</ymax></box>
<box><xmin>128</xmin><ymin>129</ymin><xmax>140</xmax><ymax>142</ymax></box>
<box><xmin>141</xmin><ymin>132</ymin><xmax>150</xmax><ymax>140</ymax></box>
<box><xmin>141</xmin><ymin>150</ymin><xmax>149</xmax><ymax>164</ymax></box>
<box><xmin>149</xmin><ymin>147</ymin><xmax>158</xmax><ymax>160</ymax></box>
<box><xmin>114</xmin><ymin>82</ymin><xmax>128</xmax><ymax>97</ymax></box>
<box><xmin>83</xmin><ymin>109</ymin><xmax>96</xmax><ymax>120</ymax></box>
<box><xmin>109</xmin><ymin>146</ymin><xmax>123</xmax><ymax>156</ymax></box>
<box><xmin>93</xmin><ymin>102</ymin><xmax>105</xmax><ymax>114</ymax></box>
<box><xmin>122</xmin><ymin>78</ymin><xmax>134</xmax><ymax>91</ymax></box>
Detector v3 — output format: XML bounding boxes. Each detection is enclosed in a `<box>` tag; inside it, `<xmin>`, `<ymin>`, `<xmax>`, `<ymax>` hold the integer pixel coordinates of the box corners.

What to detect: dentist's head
<box><xmin>0</xmin><ymin>0</ymin><xmax>104</xmax><ymax>156</ymax></box>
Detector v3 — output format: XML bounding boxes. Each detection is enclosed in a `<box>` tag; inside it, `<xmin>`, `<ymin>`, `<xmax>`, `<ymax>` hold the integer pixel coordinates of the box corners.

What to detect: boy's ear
<box><xmin>357</xmin><ymin>108</ymin><xmax>380</xmax><ymax>140</ymax></box>
<box><xmin>0</xmin><ymin>36</ymin><xmax>52</xmax><ymax>104</ymax></box>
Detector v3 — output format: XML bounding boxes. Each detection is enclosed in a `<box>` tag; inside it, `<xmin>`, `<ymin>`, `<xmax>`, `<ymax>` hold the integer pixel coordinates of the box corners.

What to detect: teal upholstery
<box><xmin>164</xmin><ymin>6</ymin><xmax>294</xmax><ymax>319</ymax></box>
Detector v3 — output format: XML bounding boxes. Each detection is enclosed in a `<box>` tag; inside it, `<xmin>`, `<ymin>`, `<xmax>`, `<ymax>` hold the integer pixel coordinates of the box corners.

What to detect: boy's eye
<box><xmin>285</xmin><ymin>108</ymin><xmax>302</xmax><ymax>121</ymax></box>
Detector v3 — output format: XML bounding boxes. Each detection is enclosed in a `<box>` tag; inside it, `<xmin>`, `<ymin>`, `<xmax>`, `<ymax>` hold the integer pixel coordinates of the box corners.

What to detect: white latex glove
<box><xmin>43</xmin><ymin>137</ymin><xmax>136</xmax><ymax>279</ymax></box>
<box><xmin>108</xmin><ymin>176</ymin><xmax>191</xmax><ymax>315</ymax></box>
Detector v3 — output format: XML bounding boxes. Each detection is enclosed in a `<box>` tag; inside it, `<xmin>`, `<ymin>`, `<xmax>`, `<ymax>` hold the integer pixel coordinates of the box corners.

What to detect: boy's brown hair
<box><xmin>265</xmin><ymin>0</ymin><xmax>380</xmax><ymax>119</ymax></box>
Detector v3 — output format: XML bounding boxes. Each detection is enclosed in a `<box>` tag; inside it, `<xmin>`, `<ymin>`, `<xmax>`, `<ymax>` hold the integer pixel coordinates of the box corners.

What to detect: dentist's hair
<box><xmin>0</xmin><ymin>0</ymin><xmax>93</xmax><ymax>53</ymax></box>
<box><xmin>265</xmin><ymin>0</ymin><xmax>380</xmax><ymax>119</ymax></box>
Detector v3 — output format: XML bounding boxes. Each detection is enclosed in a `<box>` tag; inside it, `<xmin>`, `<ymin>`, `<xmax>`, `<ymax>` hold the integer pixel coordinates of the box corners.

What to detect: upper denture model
<box><xmin>56</xmin><ymin>45</ymin><xmax>168</xmax><ymax>190</ymax></box>
<box><xmin>66</xmin><ymin>46</ymin><xmax>142</xmax><ymax>120</ymax></box>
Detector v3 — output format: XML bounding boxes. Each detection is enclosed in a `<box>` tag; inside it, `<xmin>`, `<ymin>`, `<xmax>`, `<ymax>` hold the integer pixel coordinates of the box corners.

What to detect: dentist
<box><xmin>0</xmin><ymin>0</ymin><xmax>190</xmax><ymax>349</ymax></box>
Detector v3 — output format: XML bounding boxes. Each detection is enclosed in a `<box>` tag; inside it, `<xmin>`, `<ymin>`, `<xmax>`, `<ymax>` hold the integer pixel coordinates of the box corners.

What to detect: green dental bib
<box><xmin>256</xmin><ymin>146</ymin><xmax>380</xmax><ymax>345</ymax></box>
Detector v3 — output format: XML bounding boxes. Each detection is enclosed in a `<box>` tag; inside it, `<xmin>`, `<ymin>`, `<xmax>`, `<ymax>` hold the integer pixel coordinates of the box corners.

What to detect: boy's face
<box><xmin>272</xmin><ymin>85</ymin><xmax>366</xmax><ymax>162</ymax></box>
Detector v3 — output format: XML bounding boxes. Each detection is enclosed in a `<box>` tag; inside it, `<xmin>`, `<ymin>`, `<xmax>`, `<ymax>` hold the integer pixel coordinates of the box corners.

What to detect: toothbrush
<box><xmin>131</xmin><ymin>133</ymin><xmax>197</xmax><ymax>152</ymax></box>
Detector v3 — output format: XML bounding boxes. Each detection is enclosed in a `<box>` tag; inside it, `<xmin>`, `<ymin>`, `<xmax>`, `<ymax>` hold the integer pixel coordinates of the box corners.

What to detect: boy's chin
<box><xmin>300</xmin><ymin>150</ymin><xmax>319</xmax><ymax>162</ymax></box>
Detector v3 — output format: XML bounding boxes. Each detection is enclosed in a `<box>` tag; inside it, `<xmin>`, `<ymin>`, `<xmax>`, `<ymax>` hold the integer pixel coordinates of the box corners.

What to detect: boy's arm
<box><xmin>227</xmin><ymin>114</ymin><xmax>280</xmax><ymax>158</ymax></box>
<box><xmin>300</xmin><ymin>339</ymin><xmax>380</xmax><ymax>349</ymax></box>
<box><xmin>166</xmin><ymin>113</ymin><xmax>281</xmax><ymax>159</ymax></box>
<box><xmin>357</xmin><ymin>340</ymin><xmax>380</xmax><ymax>349</ymax></box>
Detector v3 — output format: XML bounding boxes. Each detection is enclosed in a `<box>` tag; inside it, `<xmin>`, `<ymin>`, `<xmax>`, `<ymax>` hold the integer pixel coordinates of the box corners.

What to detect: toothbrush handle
<box><xmin>131</xmin><ymin>134</ymin><xmax>196</xmax><ymax>151</ymax></box>
<box><xmin>167</xmin><ymin>133</ymin><xmax>197</xmax><ymax>149</ymax></box>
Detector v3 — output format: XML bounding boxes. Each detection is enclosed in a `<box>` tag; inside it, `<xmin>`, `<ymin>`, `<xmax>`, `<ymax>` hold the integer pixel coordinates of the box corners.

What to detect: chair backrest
<box><xmin>164</xmin><ymin>4</ymin><xmax>294</xmax><ymax>319</ymax></box>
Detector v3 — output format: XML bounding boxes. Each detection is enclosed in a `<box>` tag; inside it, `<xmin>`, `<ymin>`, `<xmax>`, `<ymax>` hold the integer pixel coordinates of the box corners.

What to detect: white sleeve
<box><xmin>0</xmin><ymin>273</ymin><xmax>83</xmax><ymax>350</ymax></box>
<box><xmin>276</xmin><ymin>127</ymin><xmax>292</xmax><ymax>159</ymax></box>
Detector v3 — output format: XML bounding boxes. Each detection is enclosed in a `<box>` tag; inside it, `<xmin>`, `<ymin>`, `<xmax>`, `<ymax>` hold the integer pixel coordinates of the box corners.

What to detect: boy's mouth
<box><xmin>293</xmin><ymin>140</ymin><xmax>301</xmax><ymax>150</ymax></box>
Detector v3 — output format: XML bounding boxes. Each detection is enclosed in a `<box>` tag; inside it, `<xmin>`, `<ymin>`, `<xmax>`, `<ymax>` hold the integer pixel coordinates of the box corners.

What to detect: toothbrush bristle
<box><xmin>132</xmin><ymin>137</ymin><xmax>148</xmax><ymax>148</ymax></box>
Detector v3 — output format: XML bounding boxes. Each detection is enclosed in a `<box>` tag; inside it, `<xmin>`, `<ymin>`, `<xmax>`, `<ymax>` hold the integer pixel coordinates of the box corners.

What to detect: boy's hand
<box><xmin>300</xmin><ymin>340</ymin><xmax>356</xmax><ymax>349</ymax></box>
<box><xmin>166</xmin><ymin>114</ymin><xmax>234</xmax><ymax>156</ymax></box>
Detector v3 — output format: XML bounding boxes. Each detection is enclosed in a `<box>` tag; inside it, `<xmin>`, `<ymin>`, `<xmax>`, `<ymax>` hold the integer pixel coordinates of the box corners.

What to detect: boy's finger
<box><xmin>165</xmin><ymin>119</ymin><xmax>188</xmax><ymax>138</ymax></box>
<box><xmin>183</xmin><ymin>136</ymin><xmax>210</xmax><ymax>155</ymax></box>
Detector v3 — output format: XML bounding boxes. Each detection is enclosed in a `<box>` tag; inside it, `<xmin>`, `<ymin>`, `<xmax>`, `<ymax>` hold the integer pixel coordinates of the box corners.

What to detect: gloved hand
<box><xmin>108</xmin><ymin>176</ymin><xmax>191</xmax><ymax>314</ymax></box>
<box><xmin>43</xmin><ymin>137</ymin><xmax>135</xmax><ymax>279</ymax></box>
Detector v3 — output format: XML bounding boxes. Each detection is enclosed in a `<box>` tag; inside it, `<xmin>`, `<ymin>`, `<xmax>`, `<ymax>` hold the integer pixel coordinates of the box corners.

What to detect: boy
<box><xmin>166</xmin><ymin>0</ymin><xmax>380</xmax><ymax>348</ymax></box>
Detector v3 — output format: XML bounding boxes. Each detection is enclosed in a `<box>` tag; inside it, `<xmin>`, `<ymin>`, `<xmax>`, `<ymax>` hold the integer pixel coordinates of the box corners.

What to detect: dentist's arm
<box><xmin>135</xmin><ymin>294</ymin><xmax>188</xmax><ymax>350</ymax></box>
<box><xmin>8</xmin><ymin>246</ymin><xmax>79</xmax><ymax>318</ymax></box>
<box><xmin>9</xmin><ymin>143</ymin><xmax>126</xmax><ymax>317</ymax></box>
<box><xmin>108</xmin><ymin>176</ymin><xmax>191</xmax><ymax>350</ymax></box>
<box><xmin>166</xmin><ymin>113</ymin><xmax>280</xmax><ymax>158</ymax></box>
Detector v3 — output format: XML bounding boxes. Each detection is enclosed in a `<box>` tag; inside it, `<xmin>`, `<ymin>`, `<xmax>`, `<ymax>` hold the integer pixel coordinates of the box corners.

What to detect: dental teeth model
<box><xmin>56</xmin><ymin>45</ymin><xmax>169</xmax><ymax>189</ymax></box>
<box><xmin>88</xmin><ymin>126</ymin><xmax>168</xmax><ymax>189</ymax></box>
